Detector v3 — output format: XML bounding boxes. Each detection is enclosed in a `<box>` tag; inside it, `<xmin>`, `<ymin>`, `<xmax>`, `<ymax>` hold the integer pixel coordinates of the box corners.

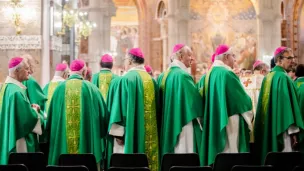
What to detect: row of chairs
<box><xmin>1</xmin><ymin>152</ymin><xmax>303</xmax><ymax>171</ymax></box>
<box><xmin>0</xmin><ymin>165</ymin><xmax>89</xmax><ymax>171</ymax></box>
<box><xmin>2</xmin><ymin>165</ymin><xmax>304</xmax><ymax>171</ymax></box>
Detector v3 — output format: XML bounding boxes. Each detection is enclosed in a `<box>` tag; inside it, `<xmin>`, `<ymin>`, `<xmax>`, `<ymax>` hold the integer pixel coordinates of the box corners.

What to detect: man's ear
<box><xmin>82</xmin><ymin>70</ymin><xmax>87</xmax><ymax>78</ymax></box>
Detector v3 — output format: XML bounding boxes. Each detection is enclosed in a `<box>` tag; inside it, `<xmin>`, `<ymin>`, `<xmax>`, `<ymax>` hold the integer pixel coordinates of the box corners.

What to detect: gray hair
<box><xmin>215</xmin><ymin>47</ymin><xmax>233</xmax><ymax>61</ymax></box>
<box><xmin>172</xmin><ymin>46</ymin><xmax>191</xmax><ymax>60</ymax></box>
<box><xmin>8</xmin><ymin>60</ymin><xmax>26</xmax><ymax>75</ymax></box>
<box><xmin>54</xmin><ymin>70</ymin><xmax>69</xmax><ymax>77</ymax></box>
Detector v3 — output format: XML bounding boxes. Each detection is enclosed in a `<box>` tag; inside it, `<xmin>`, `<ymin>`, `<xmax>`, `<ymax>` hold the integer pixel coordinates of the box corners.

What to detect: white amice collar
<box><xmin>212</xmin><ymin>60</ymin><xmax>232</xmax><ymax>71</ymax></box>
<box><xmin>169</xmin><ymin>59</ymin><xmax>189</xmax><ymax>73</ymax></box>
<box><xmin>101</xmin><ymin>68</ymin><xmax>111</xmax><ymax>71</ymax></box>
<box><xmin>51</xmin><ymin>76</ymin><xmax>65</xmax><ymax>82</ymax></box>
<box><xmin>5</xmin><ymin>76</ymin><xmax>27</xmax><ymax>89</ymax></box>
<box><xmin>128</xmin><ymin>64</ymin><xmax>146</xmax><ymax>72</ymax></box>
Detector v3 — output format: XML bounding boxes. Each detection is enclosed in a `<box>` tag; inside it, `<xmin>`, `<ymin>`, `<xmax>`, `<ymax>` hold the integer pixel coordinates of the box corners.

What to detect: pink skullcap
<box><xmin>129</xmin><ymin>48</ymin><xmax>144</xmax><ymax>58</ymax></box>
<box><xmin>144</xmin><ymin>65</ymin><xmax>152</xmax><ymax>73</ymax></box>
<box><xmin>56</xmin><ymin>63</ymin><xmax>68</xmax><ymax>71</ymax></box>
<box><xmin>70</xmin><ymin>59</ymin><xmax>86</xmax><ymax>71</ymax></box>
<box><xmin>274</xmin><ymin>46</ymin><xmax>287</xmax><ymax>56</ymax></box>
<box><xmin>173</xmin><ymin>44</ymin><xmax>185</xmax><ymax>53</ymax></box>
<box><xmin>253</xmin><ymin>60</ymin><xmax>263</xmax><ymax>69</ymax></box>
<box><xmin>215</xmin><ymin>44</ymin><xmax>231</xmax><ymax>56</ymax></box>
<box><xmin>101</xmin><ymin>54</ymin><xmax>113</xmax><ymax>63</ymax></box>
<box><xmin>211</xmin><ymin>53</ymin><xmax>216</xmax><ymax>63</ymax></box>
<box><xmin>9</xmin><ymin>57</ymin><xmax>23</xmax><ymax>69</ymax></box>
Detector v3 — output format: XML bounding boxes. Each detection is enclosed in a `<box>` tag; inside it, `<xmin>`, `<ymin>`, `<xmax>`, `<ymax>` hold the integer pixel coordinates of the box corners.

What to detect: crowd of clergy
<box><xmin>1</xmin><ymin>44</ymin><xmax>304</xmax><ymax>171</ymax></box>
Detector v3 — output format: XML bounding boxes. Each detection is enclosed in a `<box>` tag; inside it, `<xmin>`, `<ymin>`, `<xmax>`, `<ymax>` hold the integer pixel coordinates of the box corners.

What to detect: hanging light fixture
<box><xmin>2</xmin><ymin>0</ymin><xmax>36</xmax><ymax>35</ymax></box>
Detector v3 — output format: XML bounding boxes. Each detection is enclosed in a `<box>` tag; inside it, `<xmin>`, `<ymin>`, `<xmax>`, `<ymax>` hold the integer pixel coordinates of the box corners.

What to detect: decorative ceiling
<box><xmin>113</xmin><ymin>0</ymin><xmax>136</xmax><ymax>6</ymax></box>
<box><xmin>111</xmin><ymin>0</ymin><xmax>138</xmax><ymax>25</ymax></box>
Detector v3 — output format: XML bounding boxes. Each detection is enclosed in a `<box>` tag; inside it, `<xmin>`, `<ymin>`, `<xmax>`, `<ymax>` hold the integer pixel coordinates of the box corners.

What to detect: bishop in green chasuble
<box><xmin>92</xmin><ymin>54</ymin><xmax>118</xmax><ymax>102</ymax></box>
<box><xmin>107</xmin><ymin>48</ymin><xmax>160</xmax><ymax>171</ymax></box>
<box><xmin>0</xmin><ymin>57</ymin><xmax>42</xmax><ymax>164</ymax></box>
<box><xmin>22</xmin><ymin>75</ymin><xmax>47</xmax><ymax>112</ymax></box>
<box><xmin>294</xmin><ymin>64</ymin><xmax>304</xmax><ymax>119</ymax></box>
<box><xmin>294</xmin><ymin>64</ymin><xmax>304</xmax><ymax>88</ymax></box>
<box><xmin>254</xmin><ymin>47</ymin><xmax>304</xmax><ymax>164</ymax></box>
<box><xmin>198</xmin><ymin>45</ymin><xmax>253</xmax><ymax>166</ymax></box>
<box><xmin>157</xmin><ymin>44</ymin><xmax>203</xmax><ymax>160</ymax></box>
<box><xmin>46</xmin><ymin>60</ymin><xmax>108</xmax><ymax>165</ymax></box>
<box><xmin>43</xmin><ymin>63</ymin><xmax>69</xmax><ymax>113</ymax></box>
<box><xmin>21</xmin><ymin>54</ymin><xmax>47</xmax><ymax>111</ymax></box>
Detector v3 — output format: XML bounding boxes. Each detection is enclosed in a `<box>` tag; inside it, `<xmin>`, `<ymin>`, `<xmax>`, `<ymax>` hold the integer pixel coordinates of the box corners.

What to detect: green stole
<box><xmin>254</xmin><ymin>66</ymin><xmax>304</xmax><ymax>163</ymax></box>
<box><xmin>65</xmin><ymin>79</ymin><xmax>82</xmax><ymax>153</ymax></box>
<box><xmin>106</xmin><ymin>70</ymin><xmax>159</xmax><ymax>171</ymax></box>
<box><xmin>138</xmin><ymin>71</ymin><xmax>159</xmax><ymax>171</ymax></box>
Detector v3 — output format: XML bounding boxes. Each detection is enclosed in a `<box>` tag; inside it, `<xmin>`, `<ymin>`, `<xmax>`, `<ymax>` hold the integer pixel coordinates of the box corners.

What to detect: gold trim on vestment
<box><xmin>65</xmin><ymin>80</ymin><xmax>82</xmax><ymax>154</ymax></box>
<box><xmin>46</xmin><ymin>82</ymin><xmax>59</xmax><ymax>113</ymax></box>
<box><xmin>0</xmin><ymin>84</ymin><xmax>7</xmax><ymax>112</ymax></box>
<box><xmin>261</xmin><ymin>72</ymin><xmax>275</xmax><ymax>124</ymax></box>
<box><xmin>98</xmin><ymin>72</ymin><xmax>113</xmax><ymax>101</ymax></box>
<box><xmin>138</xmin><ymin>71</ymin><xmax>159</xmax><ymax>171</ymax></box>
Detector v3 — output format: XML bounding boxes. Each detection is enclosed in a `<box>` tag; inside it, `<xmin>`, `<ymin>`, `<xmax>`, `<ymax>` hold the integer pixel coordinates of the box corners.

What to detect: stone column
<box><xmin>167</xmin><ymin>0</ymin><xmax>190</xmax><ymax>53</ymax></box>
<box><xmin>85</xmin><ymin>0</ymin><xmax>116</xmax><ymax>73</ymax></box>
<box><xmin>41</xmin><ymin>0</ymin><xmax>51</xmax><ymax>87</ymax></box>
<box><xmin>256</xmin><ymin>0</ymin><xmax>282</xmax><ymax>61</ymax></box>
<box><xmin>157</xmin><ymin>18</ymin><xmax>169</xmax><ymax>70</ymax></box>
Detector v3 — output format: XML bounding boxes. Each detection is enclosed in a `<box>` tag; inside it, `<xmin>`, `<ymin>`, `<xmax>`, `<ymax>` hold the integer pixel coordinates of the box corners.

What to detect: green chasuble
<box><xmin>106</xmin><ymin>69</ymin><xmax>160</xmax><ymax>171</ymax></box>
<box><xmin>23</xmin><ymin>76</ymin><xmax>47</xmax><ymax>111</ymax></box>
<box><xmin>197</xmin><ymin>74</ymin><xmax>206</xmax><ymax>95</ymax></box>
<box><xmin>254</xmin><ymin>66</ymin><xmax>304</xmax><ymax>164</ymax></box>
<box><xmin>46</xmin><ymin>74</ymin><xmax>108</xmax><ymax>165</ymax></box>
<box><xmin>198</xmin><ymin>66</ymin><xmax>252</xmax><ymax>166</ymax></box>
<box><xmin>0</xmin><ymin>80</ymin><xmax>40</xmax><ymax>164</ymax></box>
<box><xmin>157</xmin><ymin>66</ymin><xmax>202</xmax><ymax>159</ymax></box>
<box><xmin>92</xmin><ymin>70</ymin><xmax>118</xmax><ymax>102</ymax></box>
<box><xmin>294</xmin><ymin>77</ymin><xmax>304</xmax><ymax>88</ymax></box>
<box><xmin>43</xmin><ymin>81</ymin><xmax>62</xmax><ymax>113</ymax></box>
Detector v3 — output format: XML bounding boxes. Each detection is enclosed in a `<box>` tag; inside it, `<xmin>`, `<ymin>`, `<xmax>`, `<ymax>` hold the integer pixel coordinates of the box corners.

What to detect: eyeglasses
<box><xmin>283</xmin><ymin>56</ymin><xmax>294</xmax><ymax>60</ymax></box>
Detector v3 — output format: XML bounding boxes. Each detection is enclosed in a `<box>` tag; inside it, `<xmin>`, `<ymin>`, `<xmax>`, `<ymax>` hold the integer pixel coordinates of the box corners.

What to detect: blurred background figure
<box><xmin>85</xmin><ymin>67</ymin><xmax>92</xmax><ymax>82</ymax></box>
<box><xmin>144</xmin><ymin>65</ymin><xmax>153</xmax><ymax>76</ymax></box>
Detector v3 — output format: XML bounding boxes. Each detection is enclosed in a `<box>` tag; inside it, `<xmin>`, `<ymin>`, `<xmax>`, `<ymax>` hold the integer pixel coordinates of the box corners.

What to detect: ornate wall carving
<box><xmin>0</xmin><ymin>35</ymin><xmax>41</xmax><ymax>49</ymax></box>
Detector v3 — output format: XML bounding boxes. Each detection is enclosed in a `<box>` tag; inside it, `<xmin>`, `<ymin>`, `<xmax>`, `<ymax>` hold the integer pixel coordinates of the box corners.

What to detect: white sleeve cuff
<box><xmin>32</xmin><ymin>118</ymin><xmax>42</xmax><ymax>135</ymax></box>
<box><xmin>196</xmin><ymin>118</ymin><xmax>203</xmax><ymax>131</ymax></box>
<box><xmin>241</xmin><ymin>111</ymin><xmax>254</xmax><ymax>131</ymax></box>
<box><xmin>109</xmin><ymin>123</ymin><xmax>124</xmax><ymax>137</ymax></box>
<box><xmin>32</xmin><ymin>108</ymin><xmax>42</xmax><ymax>135</ymax></box>
<box><xmin>288</xmin><ymin>125</ymin><xmax>300</xmax><ymax>135</ymax></box>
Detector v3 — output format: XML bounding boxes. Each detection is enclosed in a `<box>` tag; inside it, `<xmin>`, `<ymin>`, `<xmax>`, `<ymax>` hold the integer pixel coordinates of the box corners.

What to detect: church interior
<box><xmin>2</xmin><ymin>0</ymin><xmax>304</xmax><ymax>171</ymax></box>
<box><xmin>0</xmin><ymin>0</ymin><xmax>302</xmax><ymax>85</ymax></box>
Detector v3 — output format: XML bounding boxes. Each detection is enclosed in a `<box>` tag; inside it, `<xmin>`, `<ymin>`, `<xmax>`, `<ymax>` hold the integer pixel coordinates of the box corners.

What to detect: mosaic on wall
<box><xmin>190</xmin><ymin>0</ymin><xmax>257</xmax><ymax>76</ymax></box>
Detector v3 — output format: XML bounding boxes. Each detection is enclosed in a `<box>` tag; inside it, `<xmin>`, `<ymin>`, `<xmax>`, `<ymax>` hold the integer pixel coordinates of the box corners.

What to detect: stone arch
<box><xmin>156</xmin><ymin>0</ymin><xmax>167</xmax><ymax>19</ymax></box>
